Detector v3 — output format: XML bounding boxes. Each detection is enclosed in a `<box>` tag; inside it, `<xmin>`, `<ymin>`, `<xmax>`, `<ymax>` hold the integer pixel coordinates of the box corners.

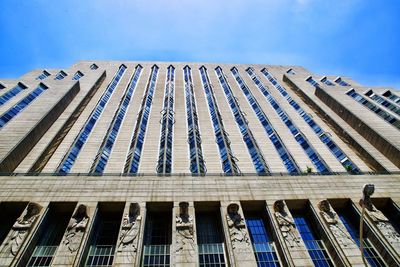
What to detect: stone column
<box><xmin>220</xmin><ymin>201</ymin><xmax>257</xmax><ymax>267</ymax></box>
<box><xmin>113</xmin><ymin>202</ymin><xmax>144</xmax><ymax>267</ymax></box>
<box><xmin>0</xmin><ymin>202</ymin><xmax>45</xmax><ymax>267</ymax></box>
<box><xmin>51</xmin><ymin>203</ymin><xmax>95</xmax><ymax>267</ymax></box>
<box><xmin>315</xmin><ymin>199</ymin><xmax>363</xmax><ymax>266</ymax></box>
<box><xmin>268</xmin><ymin>200</ymin><xmax>313</xmax><ymax>267</ymax></box>
<box><xmin>172</xmin><ymin>201</ymin><xmax>198</xmax><ymax>267</ymax></box>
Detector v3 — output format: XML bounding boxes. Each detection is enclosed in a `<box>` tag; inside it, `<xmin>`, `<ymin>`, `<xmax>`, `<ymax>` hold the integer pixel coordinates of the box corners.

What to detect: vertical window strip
<box><xmin>215</xmin><ymin>67</ymin><xmax>269</xmax><ymax>174</ymax></box>
<box><xmin>347</xmin><ymin>89</ymin><xmax>400</xmax><ymax>130</ymax></box>
<box><xmin>90</xmin><ymin>64</ymin><xmax>99</xmax><ymax>70</ymax></box>
<box><xmin>260</xmin><ymin>68</ymin><xmax>360</xmax><ymax>173</ymax></box>
<box><xmin>292</xmin><ymin>214</ymin><xmax>334</xmax><ymax>267</ymax></box>
<box><xmin>321</xmin><ymin>77</ymin><xmax>335</xmax><ymax>86</ymax></box>
<box><xmin>366</xmin><ymin>91</ymin><xmax>400</xmax><ymax>116</ymax></box>
<box><xmin>384</xmin><ymin>91</ymin><xmax>400</xmax><ymax>104</ymax></box>
<box><xmin>247</xmin><ymin>68</ymin><xmax>330</xmax><ymax>173</ymax></box>
<box><xmin>231</xmin><ymin>67</ymin><xmax>300</xmax><ymax>174</ymax></box>
<box><xmin>0</xmin><ymin>83</ymin><xmax>47</xmax><ymax>128</ymax></box>
<box><xmin>335</xmin><ymin>77</ymin><xmax>350</xmax><ymax>86</ymax></box>
<box><xmin>0</xmin><ymin>82</ymin><xmax>28</xmax><ymax>106</ymax></box>
<box><xmin>245</xmin><ymin>216</ymin><xmax>280</xmax><ymax>267</ymax></box>
<box><xmin>36</xmin><ymin>71</ymin><xmax>50</xmax><ymax>80</ymax></box>
<box><xmin>57</xmin><ymin>65</ymin><xmax>127</xmax><ymax>173</ymax></box>
<box><xmin>184</xmin><ymin>66</ymin><xmax>206</xmax><ymax>174</ymax></box>
<box><xmin>199</xmin><ymin>66</ymin><xmax>240</xmax><ymax>175</ymax></box>
<box><xmin>157</xmin><ymin>66</ymin><xmax>175</xmax><ymax>174</ymax></box>
<box><xmin>306</xmin><ymin>77</ymin><xmax>320</xmax><ymax>87</ymax></box>
<box><xmin>72</xmin><ymin>71</ymin><xmax>84</xmax><ymax>81</ymax></box>
<box><xmin>90</xmin><ymin>65</ymin><xmax>143</xmax><ymax>174</ymax></box>
<box><xmin>124</xmin><ymin>65</ymin><xmax>159</xmax><ymax>174</ymax></box>
<box><xmin>338</xmin><ymin>211</ymin><xmax>386</xmax><ymax>267</ymax></box>
<box><xmin>54</xmin><ymin>71</ymin><xmax>67</xmax><ymax>80</ymax></box>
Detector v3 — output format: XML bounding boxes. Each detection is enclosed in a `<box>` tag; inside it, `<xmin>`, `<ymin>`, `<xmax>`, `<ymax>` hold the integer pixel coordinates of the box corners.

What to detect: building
<box><xmin>0</xmin><ymin>61</ymin><xmax>399</xmax><ymax>267</ymax></box>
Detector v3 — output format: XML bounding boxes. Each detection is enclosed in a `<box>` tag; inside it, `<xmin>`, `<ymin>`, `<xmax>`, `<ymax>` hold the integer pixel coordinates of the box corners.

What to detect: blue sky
<box><xmin>0</xmin><ymin>0</ymin><xmax>399</xmax><ymax>88</ymax></box>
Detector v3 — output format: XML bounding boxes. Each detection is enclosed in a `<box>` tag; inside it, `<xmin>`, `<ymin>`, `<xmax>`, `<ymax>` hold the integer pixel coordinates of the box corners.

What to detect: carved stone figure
<box><xmin>64</xmin><ymin>204</ymin><xmax>89</xmax><ymax>253</ymax></box>
<box><xmin>226</xmin><ymin>203</ymin><xmax>250</xmax><ymax>250</ymax></box>
<box><xmin>4</xmin><ymin>202</ymin><xmax>42</xmax><ymax>256</ymax></box>
<box><xmin>318</xmin><ymin>200</ymin><xmax>353</xmax><ymax>247</ymax></box>
<box><xmin>118</xmin><ymin>203</ymin><xmax>142</xmax><ymax>254</ymax></box>
<box><xmin>175</xmin><ymin>202</ymin><xmax>194</xmax><ymax>255</ymax></box>
<box><xmin>274</xmin><ymin>200</ymin><xmax>301</xmax><ymax>247</ymax></box>
<box><xmin>364</xmin><ymin>202</ymin><xmax>400</xmax><ymax>247</ymax></box>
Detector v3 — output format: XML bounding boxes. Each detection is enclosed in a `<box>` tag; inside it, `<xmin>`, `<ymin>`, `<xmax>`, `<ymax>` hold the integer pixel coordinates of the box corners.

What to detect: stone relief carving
<box><xmin>226</xmin><ymin>203</ymin><xmax>250</xmax><ymax>250</ymax></box>
<box><xmin>364</xmin><ymin>201</ymin><xmax>400</xmax><ymax>246</ymax></box>
<box><xmin>118</xmin><ymin>203</ymin><xmax>142</xmax><ymax>254</ymax></box>
<box><xmin>175</xmin><ymin>202</ymin><xmax>195</xmax><ymax>255</ymax></box>
<box><xmin>274</xmin><ymin>200</ymin><xmax>301</xmax><ymax>247</ymax></box>
<box><xmin>3</xmin><ymin>202</ymin><xmax>42</xmax><ymax>256</ymax></box>
<box><xmin>318</xmin><ymin>200</ymin><xmax>353</xmax><ymax>247</ymax></box>
<box><xmin>64</xmin><ymin>204</ymin><xmax>89</xmax><ymax>253</ymax></box>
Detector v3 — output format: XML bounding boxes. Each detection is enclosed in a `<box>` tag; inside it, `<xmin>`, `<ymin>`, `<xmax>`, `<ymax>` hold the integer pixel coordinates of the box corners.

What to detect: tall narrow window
<box><xmin>247</xmin><ymin>68</ymin><xmax>330</xmax><ymax>173</ymax></box>
<box><xmin>216</xmin><ymin>67</ymin><xmax>269</xmax><ymax>174</ymax></box>
<box><xmin>184</xmin><ymin>66</ymin><xmax>206</xmax><ymax>174</ymax></box>
<box><xmin>196</xmin><ymin>211</ymin><xmax>227</xmax><ymax>267</ymax></box>
<box><xmin>286</xmin><ymin>68</ymin><xmax>296</xmax><ymax>75</ymax></box>
<box><xmin>383</xmin><ymin>91</ymin><xmax>400</xmax><ymax>104</ymax></box>
<box><xmin>365</xmin><ymin>90</ymin><xmax>400</xmax><ymax>116</ymax></box>
<box><xmin>72</xmin><ymin>71</ymin><xmax>84</xmax><ymax>80</ymax></box>
<box><xmin>321</xmin><ymin>77</ymin><xmax>334</xmax><ymax>86</ymax></box>
<box><xmin>347</xmin><ymin>88</ymin><xmax>400</xmax><ymax>130</ymax></box>
<box><xmin>199</xmin><ymin>66</ymin><xmax>240</xmax><ymax>175</ymax></box>
<box><xmin>259</xmin><ymin>68</ymin><xmax>360</xmax><ymax>173</ymax></box>
<box><xmin>0</xmin><ymin>82</ymin><xmax>28</xmax><ymax>106</ymax></box>
<box><xmin>0</xmin><ymin>83</ymin><xmax>48</xmax><ymax>129</ymax></box>
<box><xmin>335</xmin><ymin>77</ymin><xmax>350</xmax><ymax>86</ymax></box>
<box><xmin>157</xmin><ymin>66</ymin><xmax>175</xmax><ymax>174</ymax></box>
<box><xmin>57</xmin><ymin>65</ymin><xmax>127</xmax><ymax>173</ymax></box>
<box><xmin>142</xmin><ymin>209</ymin><xmax>172</xmax><ymax>267</ymax></box>
<box><xmin>90</xmin><ymin>65</ymin><xmax>143</xmax><ymax>173</ymax></box>
<box><xmin>337</xmin><ymin>206</ymin><xmax>386</xmax><ymax>267</ymax></box>
<box><xmin>124</xmin><ymin>65</ymin><xmax>159</xmax><ymax>174</ymax></box>
<box><xmin>0</xmin><ymin>83</ymin><xmax>5</xmax><ymax>90</ymax></box>
<box><xmin>36</xmin><ymin>70</ymin><xmax>50</xmax><ymax>80</ymax></box>
<box><xmin>231</xmin><ymin>67</ymin><xmax>300</xmax><ymax>174</ymax></box>
<box><xmin>306</xmin><ymin>77</ymin><xmax>319</xmax><ymax>87</ymax></box>
<box><xmin>24</xmin><ymin>203</ymin><xmax>75</xmax><ymax>267</ymax></box>
<box><xmin>54</xmin><ymin>71</ymin><xmax>67</xmax><ymax>80</ymax></box>
<box><xmin>292</xmin><ymin>213</ymin><xmax>334</xmax><ymax>266</ymax></box>
<box><xmin>245</xmin><ymin>212</ymin><xmax>280</xmax><ymax>266</ymax></box>
<box><xmin>90</xmin><ymin>64</ymin><xmax>99</xmax><ymax>70</ymax></box>
<box><xmin>82</xmin><ymin>204</ymin><xmax>124</xmax><ymax>267</ymax></box>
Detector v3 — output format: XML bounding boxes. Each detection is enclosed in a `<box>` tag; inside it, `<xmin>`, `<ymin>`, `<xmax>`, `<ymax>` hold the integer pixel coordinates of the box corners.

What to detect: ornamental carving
<box><xmin>274</xmin><ymin>200</ymin><xmax>301</xmax><ymax>247</ymax></box>
<box><xmin>118</xmin><ymin>202</ymin><xmax>142</xmax><ymax>255</ymax></box>
<box><xmin>64</xmin><ymin>204</ymin><xmax>89</xmax><ymax>252</ymax></box>
<box><xmin>175</xmin><ymin>202</ymin><xmax>195</xmax><ymax>255</ymax></box>
<box><xmin>226</xmin><ymin>203</ymin><xmax>250</xmax><ymax>250</ymax></box>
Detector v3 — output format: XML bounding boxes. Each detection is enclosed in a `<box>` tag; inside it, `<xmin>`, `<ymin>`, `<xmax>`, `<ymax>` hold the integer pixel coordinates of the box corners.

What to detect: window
<box><xmin>347</xmin><ymin>89</ymin><xmax>400</xmax><ymax>130</ymax></box>
<box><xmin>337</xmin><ymin>207</ymin><xmax>386</xmax><ymax>267</ymax></box>
<box><xmin>0</xmin><ymin>83</ymin><xmax>47</xmax><ymax>128</ymax></box>
<box><xmin>0</xmin><ymin>83</ymin><xmax>5</xmax><ymax>90</ymax></box>
<box><xmin>365</xmin><ymin>90</ymin><xmax>400</xmax><ymax>116</ymax></box>
<box><xmin>245</xmin><ymin>213</ymin><xmax>280</xmax><ymax>267</ymax></box>
<box><xmin>196</xmin><ymin>211</ymin><xmax>227</xmax><ymax>267</ymax></box>
<box><xmin>260</xmin><ymin>68</ymin><xmax>360</xmax><ymax>173</ymax></box>
<box><xmin>321</xmin><ymin>77</ymin><xmax>334</xmax><ymax>86</ymax></box>
<box><xmin>36</xmin><ymin>70</ymin><xmax>51</xmax><ymax>80</ymax></box>
<box><xmin>286</xmin><ymin>68</ymin><xmax>296</xmax><ymax>75</ymax></box>
<box><xmin>184</xmin><ymin>66</ymin><xmax>206</xmax><ymax>174</ymax></box>
<box><xmin>83</xmin><ymin>205</ymin><xmax>124</xmax><ymax>267</ymax></box>
<box><xmin>382</xmin><ymin>91</ymin><xmax>400</xmax><ymax>104</ymax></box>
<box><xmin>124</xmin><ymin>65</ymin><xmax>159</xmax><ymax>174</ymax></box>
<box><xmin>0</xmin><ymin>82</ymin><xmax>28</xmax><ymax>106</ymax></box>
<box><xmin>142</xmin><ymin>210</ymin><xmax>172</xmax><ymax>267</ymax></box>
<box><xmin>90</xmin><ymin>63</ymin><xmax>99</xmax><ymax>70</ymax></box>
<box><xmin>72</xmin><ymin>71</ymin><xmax>84</xmax><ymax>80</ymax></box>
<box><xmin>216</xmin><ymin>67</ymin><xmax>269</xmax><ymax>174</ymax></box>
<box><xmin>335</xmin><ymin>77</ymin><xmax>350</xmax><ymax>86</ymax></box>
<box><xmin>157</xmin><ymin>66</ymin><xmax>175</xmax><ymax>174</ymax></box>
<box><xmin>57</xmin><ymin>65</ymin><xmax>127</xmax><ymax>173</ymax></box>
<box><xmin>199</xmin><ymin>66</ymin><xmax>240</xmax><ymax>175</ymax></box>
<box><xmin>90</xmin><ymin>65</ymin><xmax>143</xmax><ymax>174</ymax></box>
<box><xmin>25</xmin><ymin>204</ymin><xmax>74</xmax><ymax>267</ymax></box>
<box><xmin>231</xmin><ymin>67</ymin><xmax>300</xmax><ymax>174</ymax></box>
<box><xmin>306</xmin><ymin>76</ymin><xmax>319</xmax><ymax>87</ymax></box>
<box><xmin>54</xmin><ymin>71</ymin><xmax>67</xmax><ymax>80</ymax></box>
<box><xmin>247</xmin><ymin>68</ymin><xmax>330</xmax><ymax>173</ymax></box>
<box><xmin>292</xmin><ymin>213</ymin><xmax>334</xmax><ymax>266</ymax></box>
